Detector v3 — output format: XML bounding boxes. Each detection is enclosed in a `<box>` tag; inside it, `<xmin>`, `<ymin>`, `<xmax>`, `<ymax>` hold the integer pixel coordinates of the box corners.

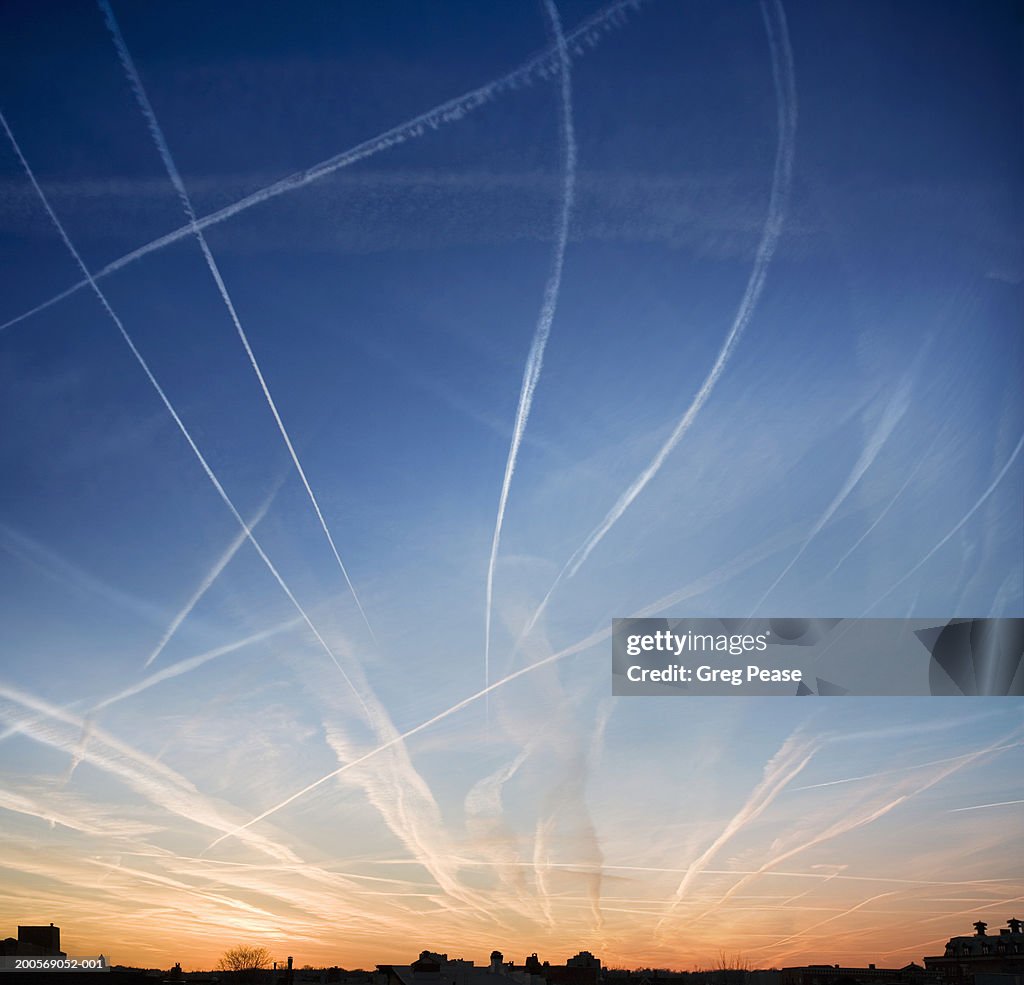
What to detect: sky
<box><xmin>0</xmin><ymin>0</ymin><xmax>1022</xmax><ymax>973</ymax></box>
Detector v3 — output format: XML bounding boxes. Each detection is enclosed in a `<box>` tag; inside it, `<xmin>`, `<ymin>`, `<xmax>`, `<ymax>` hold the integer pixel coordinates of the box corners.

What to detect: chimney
<box><xmin>490</xmin><ymin>951</ymin><xmax>504</xmax><ymax>974</ymax></box>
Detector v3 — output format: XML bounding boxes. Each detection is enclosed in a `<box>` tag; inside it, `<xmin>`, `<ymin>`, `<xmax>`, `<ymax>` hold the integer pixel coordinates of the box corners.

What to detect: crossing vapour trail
<box><xmin>0</xmin><ymin>0</ymin><xmax>646</xmax><ymax>335</ymax></box>
<box><xmin>684</xmin><ymin>726</ymin><xmax>1024</xmax><ymax>928</ymax></box>
<box><xmin>204</xmin><ymin>553</ymin><xmax>773</xmax><ymax>854</ymax></box>
<box><xmin>420</xmin><ymin>857</ymin><xmax>1016</xmax><ymax>887</ymax></box>
<box><xmin>484</xmin><ymin>0</ymin><xmax>577</xmax><ymax>703</ymax></box>
<box><xmin>751</xmin><ymin>890</ymin><xmax>900</xmax><ymax>952</ymax></box>
<box><xmin>0</xmin><ymin>681</ymin><xmax>303</xmax><ymax>863</ymax></box>
<box><xmin>144</xmin><ymin>486</ymin><xmax>278</xmax><ymax>669</ymax></box>
<box><xmin>0</xmin><ymin>110</ymin><xmax>371</xmax><ymax>721</ymax></box>
<box><xmin>824</xmin><ymin>420</ymin><xmax>948</xmax><ymax>581</ymax></box>
<box><xmin>862</xmin><ymin>429</ymin><xmax>1024</xmax><ymax>615</ymax></box>
<box><xmin>0</xmin><ymin>618</ymin><xmax>302</xmax><ymax>785</ymax></box>
<box><xmin>748</xmin><ymin>369</ymin><xmax>914</xmax><ymax>617</ymax></box>
<box><xmin>516</xmin><ymin>0</ymin><xmax>797</xmax><ymax>646</ymax></box>
<box><xmin>653</xmin><ymin>731</ymin><xmax>817</xmax><ymax>933</ymax></box>
<box><xmin>98</xmin><ymin>617</ymin><xmax>304</xmax><ymax>713</ymax></box>
<box><xmin>204</xmin><ymin>622</ymin><xmax>614</xmax><ymax>852</ymax></box>
<box><xmin>99</xmin><ymin>0</ymin><xmax>377</xmax><ymax>647</ymax></box>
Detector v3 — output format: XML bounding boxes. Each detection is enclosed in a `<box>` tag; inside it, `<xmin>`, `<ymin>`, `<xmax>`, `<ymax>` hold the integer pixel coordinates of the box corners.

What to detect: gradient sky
<box><xmin>1</xmin><ymin>0</ymin><xmax>1022</xmax><ymax>974</ymax></box>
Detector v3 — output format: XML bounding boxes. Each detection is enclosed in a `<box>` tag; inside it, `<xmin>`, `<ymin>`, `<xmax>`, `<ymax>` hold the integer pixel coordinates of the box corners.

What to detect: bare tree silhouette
<box><xmin>216</xmin><ymin>944</ymin><xmax>273</xmax><ymax>982</ymax></box>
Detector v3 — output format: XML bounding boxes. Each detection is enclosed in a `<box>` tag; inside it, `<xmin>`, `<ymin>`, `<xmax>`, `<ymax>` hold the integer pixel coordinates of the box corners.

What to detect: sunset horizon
<box><xmin>5</xmin><ymin>910</ymin><xmax>1024</xmax><ymax>973</ymax></box>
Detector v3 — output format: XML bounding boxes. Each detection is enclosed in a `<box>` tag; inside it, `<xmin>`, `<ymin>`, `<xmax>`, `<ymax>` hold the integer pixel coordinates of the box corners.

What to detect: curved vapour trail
<box><xmin>484</xmin><ymin>0</ymin><xmax>577</xmax><ymax>701</ymax></box>
<box><xmin>0</xmin><ymin>110</ymin><xmax>371</xmax><ymax>722</ymax></box>
<box><xmin>99</xmin><ymin>0</ymin><xmax>377</xmax><ymax>648</ymax></box>
<box><xmin>0</xmin><ymin>0</ymin><xmax>645</xmax><ymax>335</ymax></box>
<box><xmin>518</xmin><ymin>0</ymin><xmax>797</xmax><ymax>644</ymax></box>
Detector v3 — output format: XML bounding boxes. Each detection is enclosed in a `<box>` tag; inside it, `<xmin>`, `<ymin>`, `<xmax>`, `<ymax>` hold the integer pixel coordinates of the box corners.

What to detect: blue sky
<box><xmin>0</xmin><ymin>0</ymin><xmax>1022</xmax><ymax>972</ymax></box>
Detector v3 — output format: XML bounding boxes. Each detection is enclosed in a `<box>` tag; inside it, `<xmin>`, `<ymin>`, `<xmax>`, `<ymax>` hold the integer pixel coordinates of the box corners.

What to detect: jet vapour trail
<box><xmin>757</xmin><ymin>425</ymin><xmax>1019</xmax><ymax>671</ymax></box>
<box><xmin>0</xmin><ymin>110</ymin><xmax>371</xmax><ymax>720</ymax></box>
<box><xmin>386</xmin><ymin>857</ymin><xmax>1017</xmax><ymax>887</ymax></box>
<box><xmin>484</xmin><ymin>0</ymin><xmax>577</xmax><ymax>704</ymax></box>
<box><xmin>99</xmin><ymin>0</ymin><xmax>378</xmax><ymax>647</ymax></box>
<box><xmin>517</xmin><ymin>0</ymin><xmax>797</xmax><ymax>644</ymax></box>
<box><xmin>748</xmin><ymin>369</ymin><xmax>914</xmax><ymax>617</ymax></box>
<box><xmin>752</xmin><ymin>891</ymin><xmax>900</xmax><ymax>951</ymax></box>
<box><xmin>205</xmin><ymin>549</ymin><xmax>779</xmax><ymax>853</ymax></box>
<box><xmin>0</xmin><ymin>618</ymin><xmax>302</xmax><ymax>747</ymax></box>
<box><xmin>0</xmin><ymin>681</ymin><xmax>303</xmax><ymax>862</ymax></box>
<box><xmin>653</xmin><ymin>731</ymin><xmax>817</xmax><ymax>934</ymax></box>
<box><xmin>97</xmin><ymin>617</ymin><xmax>304</xmax><ymax>712</ymax></box>
<box><xmin>684</xmin><ymin>727</ymin><xmax>1024</xmax><ymax>927</ymax></box>
<box><xmin>824</xmin><ymin>420</ymin><xmax>947</xmax><ymax>581</ymax></box>
<box><xmin>204</xmin><ymin>621</ymin><xmax>613</xmax><ymax>852</ymax></box>
<box><xmin>144</xmin><ymin>488</ymin><xmax>277</xmax><ymax>669</ymax></box>
<box><xmin>862</xmin><ymin>429</ymin><xmax>1024</xmax><ymax>615</ymax></box>
<box><xmin>0</xmin><ymin>0</ymin><xmax>646</xmax><ymax>335</ymax></box>
<box><xmin>948</xmin><ymin>799</ymin><xmax>1024</xmax><ymax>813</ymax></box>
<box><xmin>793</xmin><ymin>742</ymin><xmax>1023</xmax><ymax>791</ymax></box>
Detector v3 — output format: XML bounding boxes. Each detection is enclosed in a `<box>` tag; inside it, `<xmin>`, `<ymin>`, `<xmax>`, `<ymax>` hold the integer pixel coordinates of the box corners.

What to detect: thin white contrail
<box><xmin>824</xmin><ymin>421</ymin><xmax>947</xmax><ymax>581</ymax></box>
<box><xmin>654</xmin><ymin>732</ymin><xmax>817</xmax><ymax>932</ymax></box>
<box><xmin>793</xmin><ymin>742</ymin><xmax>1023</xmax><ymax>791</ymax></box>
<box><xmin>863</xmin><ymin>430</ymin><xmax>1024</xmax><ymax>615</ymax></box>
<box><xmin>949</xmin><ymin>799</ymin><xmax>1024</xmax><ymax>813</ymax></box>
<box><xmin>0</xmin><ymin>110</ymin><xmax>370</xmax><ymax>720</ymax></box>
<box><xmin>754</xmin><ymin>891</ymin><xmax>900</xmax><ymax>951</ymax></box>
<box><xmin>99</xmin><ymin>617</ymin><xmax>303</xmax><ymax>713</ymax></box>
<box><xmin>144</xmin><ymin>489</ymin><xmax>276</xmax><ymax>669</ymax></box>
<box><xmin>0</xmin><ymin>618</ymin><xmax>301</xmax><ymax>780</ymax></box>
<box><xmin>749</xmin><ymin>370</ymin><xmax>913</xmax><ymax>617</ymax></box>
<box><xmin>99</xmin><ymin>0</ymin><xmax>377</xmax><ymax>647</ymax></box>
<box><xmin>484</xmin><ymin>0</ymin><xmax>577</xmax><ymax>702</ymax></box>
<box><xmin>0</xmin><ymin>0</ymin><xmax>646</xmax><ymax>335</ymax></box>
<box><xmin>519</xmin><ymin>0</ymin><xmax>797</xmax><ymax>644</ymax></box>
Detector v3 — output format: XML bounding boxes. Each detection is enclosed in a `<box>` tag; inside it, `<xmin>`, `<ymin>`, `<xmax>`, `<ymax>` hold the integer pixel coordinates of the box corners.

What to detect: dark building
<box><xmin>0</xmin><ymin>923</ymin><xmax>66</xmax><ymax>958</ymax></box>
<box><xmin>377</xmin><ymin>948</ymin><xmax>601</xmax><ymax>985</ymax></box>
<box><xmin>924</xmin><ymin>919</ymin><xmax>1024</xmax><ymax>984</ymax></box>
<box><xmin>781</xmin><ymin>963</ymin><xmax>925</xmax><ymax>985</ymax></box>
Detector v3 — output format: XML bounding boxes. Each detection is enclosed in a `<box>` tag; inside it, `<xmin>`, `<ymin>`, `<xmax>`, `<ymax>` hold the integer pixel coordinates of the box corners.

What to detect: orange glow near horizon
<box><xmin>10</xmin><ymin>898</ymin><xmax>1022</xmax><ymax>975</ymax></box>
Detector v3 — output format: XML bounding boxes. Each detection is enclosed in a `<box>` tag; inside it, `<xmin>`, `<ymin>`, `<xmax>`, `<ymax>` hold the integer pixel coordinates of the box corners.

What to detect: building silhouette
<box><xmin>923</xmin><ymin>918</ymin><xmax>1024</xmax><ymax>983</ymax></box>
<box><xmin>781</xmin><ymin>962</ymin><xmax>925</xmax><ymax>985</ymax></box>
<box><xmin>0</xmin><ymin>923</ymin><xmax>66</xmax><ymax>958</ymax></box>
<box><xmin>378</xmin><ymin>948</ymin><xmax>601</xmax><ymax>985</ymax></box>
